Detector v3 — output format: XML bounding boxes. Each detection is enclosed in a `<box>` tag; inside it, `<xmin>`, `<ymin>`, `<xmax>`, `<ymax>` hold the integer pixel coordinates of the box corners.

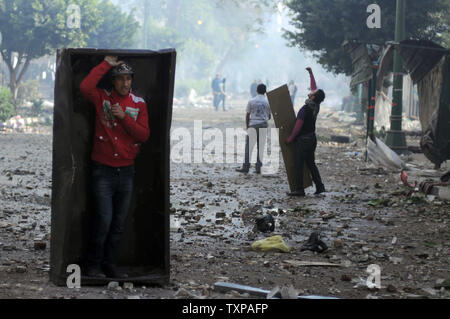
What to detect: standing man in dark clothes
<box><xmin>80</xmin><ymin>56</ymin><xmax>150</xmax><ymax>278</ymax></box>
<box><xmin>285</xmin><ymin>67</ymin><xmax>325</xmax><ymax>197</ymax></box>
<box><xmin>211</xmin><ymin>74</ymin><xmax>225</xmax><ymax>111</ymax></box>
<box><xmin>236</xmin><ymin>84</ymin><xmax>271</xmax><ymax>174</ymax></box>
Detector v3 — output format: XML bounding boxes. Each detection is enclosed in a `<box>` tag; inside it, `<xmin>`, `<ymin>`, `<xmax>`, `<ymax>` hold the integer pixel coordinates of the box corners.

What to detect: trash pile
<box><xmin>1</xmin><ymin>115</ymin><xmax>53</xmax><ymax>133</ymax></box>
<box><xmin>367</xmin><ymin>136</ymin><xmax>406</xmax><ymax>171</ymax></box>
<box><xmin>401</xmin><ymin>169</ymin><xmax>450</xmax><ymax>200</ymax></box>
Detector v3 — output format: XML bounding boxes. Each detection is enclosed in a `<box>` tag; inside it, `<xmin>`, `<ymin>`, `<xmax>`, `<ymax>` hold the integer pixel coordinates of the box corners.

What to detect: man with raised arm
<box><xmin>285</xmin><ymin>67</ymin><xmax>326</xmax><ymax>197</ymax></box>
<box><xmin>80</xmin><ymin>56</ymin><xmax>150</xmax><ymax>278</ymax></box>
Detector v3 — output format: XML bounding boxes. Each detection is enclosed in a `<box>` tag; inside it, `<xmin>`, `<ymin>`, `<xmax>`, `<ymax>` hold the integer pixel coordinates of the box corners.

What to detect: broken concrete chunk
<box><xmin>107</xmin><ymin>281</ymin><xmax>120</xmax><ymax>290</ymax></box>
<box><xmin>34</xmin><ymin>241</ymin><xmax>46</xmax><ymax>250</ymax></box>
<box><xmin>435</xmin><ymin>278</ymin><xmax>450</xmax><ymax>290</ymax></box>
<box><xmin>123</xmin><ymin>282</ymin><xmax>134</xmax><ymax>290</ymax></box>
<box><xmin>331</xmin><ymin>135</ymin><xmax>351</xmax><ymax>143</ymax></box>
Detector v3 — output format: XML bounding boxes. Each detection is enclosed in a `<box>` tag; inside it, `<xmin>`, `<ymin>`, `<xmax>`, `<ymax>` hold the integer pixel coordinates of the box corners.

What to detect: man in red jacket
<box><xmin>80</xmin><ymin>56</ymin><xmax>150</xmax><ymax>278</ymax></box>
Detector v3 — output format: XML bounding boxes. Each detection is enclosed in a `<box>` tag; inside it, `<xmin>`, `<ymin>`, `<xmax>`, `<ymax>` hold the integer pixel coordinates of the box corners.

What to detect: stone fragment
<box><xmin>341</xmin><ymin>274</ymin><xmax>352</xmax><ymax>282</ymax></box>
<box><xmin>34</xmin><ymin>241</ymin><xmax>46</xmax><ymax>250</ymax></box>
<box><xmin>107</xmin><ymin>281</ymin><xmax>120</xmax><ymax>290</ymax></box>
<box><xmin>123</xmin><ymin>282</ymin><xmax>134</xmax><ymax>290</ymax></box>
<box><xmin>333</xmin><ymin>240</ymin><xmax>343</xmax><ymax>249</ymax></box>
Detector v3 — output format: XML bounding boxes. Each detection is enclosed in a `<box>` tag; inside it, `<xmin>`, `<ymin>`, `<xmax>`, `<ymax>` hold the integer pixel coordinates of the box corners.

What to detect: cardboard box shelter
<box><xmin>50</xmin><ymin>48</ymin><xmax>176</xmax><ymax>285</ymax></box>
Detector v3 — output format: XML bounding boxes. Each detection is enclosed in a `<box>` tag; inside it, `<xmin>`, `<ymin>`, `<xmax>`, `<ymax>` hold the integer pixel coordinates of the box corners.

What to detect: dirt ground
<box><xmin>0</xmin><ymin>98</ymin><xmax>449</xmax><ymax>299</ymax></box>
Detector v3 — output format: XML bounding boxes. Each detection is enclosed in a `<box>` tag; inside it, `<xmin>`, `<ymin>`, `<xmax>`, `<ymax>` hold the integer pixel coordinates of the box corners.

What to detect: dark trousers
<box><xmin>243</xmin><ymin>123</ymin><xmax>267</xmax><ymax>170</ymax></box>
<box><xmin>87</xmin><ymin>163</ymin><xmax>134</xmax><ymax>269</ymax></box>
<box><xmin>293</xmin><ymin>134</ymin><xmax>324</xmax><ymax>190</ymax></box>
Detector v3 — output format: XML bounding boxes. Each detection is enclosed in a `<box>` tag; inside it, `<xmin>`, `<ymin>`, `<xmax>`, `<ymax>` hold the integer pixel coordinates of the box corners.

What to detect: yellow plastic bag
<box><xmin>251</xmin><ymin>235</ymin><xmax>291</xmax><ymax>253</ymax></box>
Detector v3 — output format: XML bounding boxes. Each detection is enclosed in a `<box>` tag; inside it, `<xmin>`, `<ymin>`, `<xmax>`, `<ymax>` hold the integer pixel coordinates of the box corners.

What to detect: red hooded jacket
<box><xmin>80</xmin><ymin>60</ymin><xmax>150</xmax><ymax>167</ymax></box>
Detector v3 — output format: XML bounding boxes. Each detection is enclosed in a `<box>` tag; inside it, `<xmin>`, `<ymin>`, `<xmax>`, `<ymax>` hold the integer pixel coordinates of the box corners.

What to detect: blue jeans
<box><xmin>87</xmin><ymin>163</ymin><xmax>135</xmax><ymax>269</ymax></box>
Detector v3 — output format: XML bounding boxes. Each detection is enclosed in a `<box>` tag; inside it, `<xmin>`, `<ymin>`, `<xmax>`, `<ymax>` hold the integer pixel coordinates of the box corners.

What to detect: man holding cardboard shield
<box><xmin>285</xmin><ymin>68</ymin><xmax>325</xmax><ymax>197</ymax></box>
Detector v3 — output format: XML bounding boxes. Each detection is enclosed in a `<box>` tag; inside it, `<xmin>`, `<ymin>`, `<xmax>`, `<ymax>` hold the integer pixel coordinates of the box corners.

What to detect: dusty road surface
<box><xmin>0</xmin><ymin>98</ymin><xmax>449</xmax><ymax>299</ymax></box>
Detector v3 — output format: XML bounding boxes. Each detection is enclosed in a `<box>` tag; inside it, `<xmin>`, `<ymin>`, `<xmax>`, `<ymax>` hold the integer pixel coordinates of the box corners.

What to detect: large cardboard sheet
<box><xmin>50</xmin><ymin>48</ymin><xmax>176</xmax><ymax>286</ymax></box>
<box><xmin>267</xmin><ymin>85</ymin><xmax>312</xmax><ymax>192</ymax></box>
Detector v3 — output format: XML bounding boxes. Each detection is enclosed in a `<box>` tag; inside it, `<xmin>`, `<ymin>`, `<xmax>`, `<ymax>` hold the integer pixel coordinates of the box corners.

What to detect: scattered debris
<box><xmin>389</xmin><ymin>257</ymin><xmax>403</xmax><ymax>265</ymax></box>
<box><xmin>213</xmin><ymin>282</ymin><xmax>339</xmax><ymax>299</ymax></box>
<box><xmin>441</xmin><ymin>171</ymin><xmax>450</xmax><ymax>183</ymax></box>
<box><xmin>341</xmin><ymin>274</ymin><xmax>352</xmax><ymax>282</ymax></box>
<box><xmin>386</xmin><ymin>284</ymin><xmax>397</xmax><ymax>293</ymax></box>
<box><xmin>107</xmin><ymin>281</ymin><xmax>120</xmax><ymax>290</ymax></box>
<box><xmin>367</xmin><ymin>136</ymin><xmax>406</xmax><ymax>170</ymax></box>
<box><xmin>435</xmin><ymin>279</ymin><xmax>450</xmax><ymax>290</ymax></box>
<box><xmin>174</xmin><ymin>288</ymin><xmax>204</xmax><ymax>299</ymax></box>
<box><xmin>283</xmin><ymin>260</ymin><xmax>342</xmax><ymax>267</ymax></box>
<box><xmin>368</xmin><ymin>198</ymin><xmax>391</xmax><ymax>207</ymax></box>
<box><xmin>255</xmin><ymin>214</ymin><xmax>275</xmax><ymax>232</ymax></box>
<box><xmin>300</xmin><ymin>232</ymin><xmax>328</xmax><ymax>253</ymax></box>
<box><xmin>331</xmin><ymin>135</ymin><xmax>351</xmax><ymax>143</ymax></box>
<box><xmin>34</xmin><ymin>241</ymin><xmax>47</xmax><ymax>250</ymax></box>
<box><xmin>267</xmin><ymin>285</ymin><xmax>299</xmax><ymax>299</ymax></box>
<box><xmin>123</xmin><ymin>282</ymin><xmax>134</xmax><ymax>290</ymax></box>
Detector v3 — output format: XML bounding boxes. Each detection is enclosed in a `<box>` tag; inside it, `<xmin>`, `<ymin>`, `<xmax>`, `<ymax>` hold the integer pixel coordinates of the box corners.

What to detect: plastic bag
<box><xmin>251</xmin><ymin>235</ymin><xmax>291</xmax><ymax>253</ymax></box>
<box><xmin>367</xmin><ymin>136</ymin><xmax>406</xmax><ymax>170</ymax></box>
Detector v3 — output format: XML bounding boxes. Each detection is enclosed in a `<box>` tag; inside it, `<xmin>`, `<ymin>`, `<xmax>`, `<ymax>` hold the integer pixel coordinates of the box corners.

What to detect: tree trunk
<box><xmin>214</xmin><ymin>45</ymin><xmax>235</xmax><ymax>75</ymax></box>
<box><xmin>168</xmin><ymin>0</ymin><xmax>181</xmax><ymax>29</ymax></box>
<box><xmin>1</xmin><ymin>51</ymin><xmax>31</xmax><ymax>109</ymax></box>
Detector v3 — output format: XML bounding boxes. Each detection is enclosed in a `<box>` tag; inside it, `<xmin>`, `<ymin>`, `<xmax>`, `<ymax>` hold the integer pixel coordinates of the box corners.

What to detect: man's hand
<box><xmin>111</xmin><ymin>103</ymin><xmax>125</xmax><ymax>120</ymax></box>
<box><xmin>104</xmin><ymin>56</ymin><xmax>124</xmax><ymax>67</ymax></box>
<box><xmin>306</xmin><ymin>67</ymin><xmax>312</xmax><ymax>73</ymax></box>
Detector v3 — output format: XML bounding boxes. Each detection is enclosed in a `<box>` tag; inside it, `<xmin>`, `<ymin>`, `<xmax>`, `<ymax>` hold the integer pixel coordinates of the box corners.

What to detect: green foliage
<box><xmin>17</xmin><ymin>80</ymin><xmax>42</xmax><ymax>106</ymax></box>
<box><xmin>0</xmin><ymin>86</ymin><xmax>15</xmax><ymax>122</ymax></box>
<box><xmin>0</xmin><ymin>0</ymin><xmax>101</xmax><ymax>59</ymax></box>
<box><xmin>141</xmin><ymin>16</ymin><xmax>183</xmax><ymax>50</ymax></box>
<box><xmin>179</xmin><ymin>39</ymin><xmax>215</xmax><ymax>79</ymax></box>
<box><xmin>438</xmin><ymin>0</ymin><xmax>450</xmax><ymax>47</ymax></box>
<box><xmin>0</xmin><ymin>0</ymin><xmax>101</xmax><ymax>102</ymax></box>
<box><xmin>368</xmin><ymin>197</ymin><xmax>391</xmax><ymax>207</ymax></box>
<box><xmin>0</xmin><ymin>0</ymin><xmax>140</xmax><ymax>102</ymax></box>
<box><xmin>116</xmin><ymin>0</ymin><xmax>271</xmax><ymax>94</ymax></box>
<box><xmin>86</xmin><ymin>0</ymin><xmax>139</xmax><ymax>49</ymax></box>
<box><xmin>284</xmin><ymin>0</ymin><xmax>450</xmax><ymax>75</ymax></box>
<box><xmin>32</xmin><ymin>99</ymin><xmax>44</xmax><ymax>114</ymax></box>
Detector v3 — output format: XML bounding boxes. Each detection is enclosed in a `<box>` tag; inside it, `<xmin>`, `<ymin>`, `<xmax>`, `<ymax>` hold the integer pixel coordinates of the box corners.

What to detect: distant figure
<box><xmin>236</xmin><ymin>84</ymin><xmax>271</xmax><ymax>174</ymax></box>
<box><xmin>221</xmin><ymin>78</ymin><xmax>227</xmax><ymax>111</ymax></box>
<box><xmin>341</xmin><ymin>95</ymin><xmax>354</xmax><ymax>112</ymax></box>
<box><xmin>250</xmin><ymin>80</ymin><xmax>258</xmax><ymax>98</ymax></box>
<box><xmin>211</xmin><ymin>74</ymin><xmax>225</xmax><ymax>111</ymax></box>
<box><xmin>288</xmin><ymin>80</ymin><xmax>298</xmax><ymax>105</ymax></box>
<box><xmin>285</xmin><ymin>67</ymin><xmax>325</xmax><ymax>197</ymax></box>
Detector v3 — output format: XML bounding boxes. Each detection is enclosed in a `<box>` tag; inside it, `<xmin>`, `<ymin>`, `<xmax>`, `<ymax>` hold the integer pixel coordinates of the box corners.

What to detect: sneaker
<box><xmin>314</xmin><ymin>185</ymin><xmax>326</xmax><ymax>195</ymax></box>
<box><xmin>85</xmin><ymin>266</ymin><xmax>106</xmax><ymax>278</ymax></box>
<box><xmin>102</xmin><ymin>265</ymin><xmax>128</xmax><ymax>279</ymax></box>
<box><xmin>287</xmin><ymin>190</ymin><xmax>305</xmax><ymax>197</ymax></box>
<box><xmin>236</xmin><ymin>167</ymin><xmax>249</xmax><ymax>173</ymax></box>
